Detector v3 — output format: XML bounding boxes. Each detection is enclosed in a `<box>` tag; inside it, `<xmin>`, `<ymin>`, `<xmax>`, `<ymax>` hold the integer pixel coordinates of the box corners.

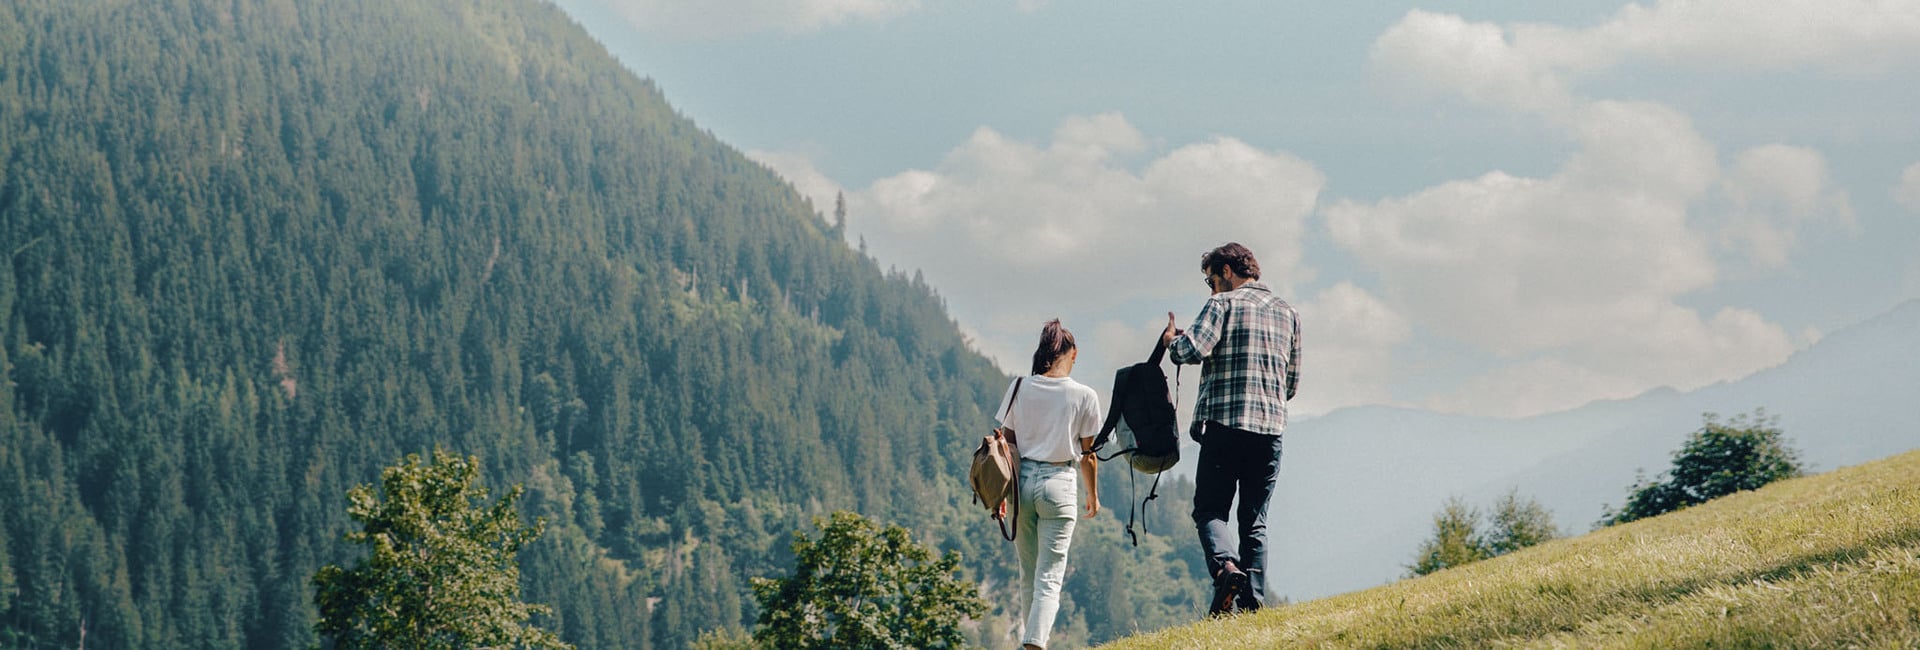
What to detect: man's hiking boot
<box><xmin>1236</xmin><ymin>589</ymin><xmax>1262</xmax><ymax>614</ymax></box>
<box><xmin>1209</xmin><ymin>561</ymin><xmax>1250</xmax><ymax>617</ymax></box>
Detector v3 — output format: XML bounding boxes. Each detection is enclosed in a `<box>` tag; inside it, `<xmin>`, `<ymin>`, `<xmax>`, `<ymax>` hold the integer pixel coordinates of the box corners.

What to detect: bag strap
<box><xmin>996</xmin><ymin>377</ymin><xmax>1025</xmax><ymax>542</ymax></box>
<box><xmin>999</xmin><ymin>431</ymin><xmax>1019</xmax><ymax>542</ymax></box>
<box><xmin>999</xmin><ymin>445</ymin><xmax>1020</xmax><ymax>542</ymax></box>
<box><xmin>1124</xmin><ymin>469</ymin><xmax>1163</xmax><ymax>547</ymax></box>
<box><xmin>1123</xmin><ymin>465</ymin><xmax>1138</xmax><ymax>546</ymax></box>
<box><xmin>1146</xmin><ymin>332</ymin><xmax>1169</xmax><ymax>367</ymax></box>
<box><xmin>1089</xmin><ymin>372</ymin><xmax>1131</xmax><ymax>455</ymax></box>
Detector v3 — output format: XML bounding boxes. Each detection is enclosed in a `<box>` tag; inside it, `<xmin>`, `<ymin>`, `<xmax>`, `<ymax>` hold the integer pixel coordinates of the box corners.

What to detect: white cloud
<box><xmin>1326</xmin><ymin>99</ymin><xmax>1796</xmax><ymax>417</ymax></box>
<box><xmin>1370</xmin><ymin>10</ymin><xmax>1572</xmax><ymax>113</ymax></box>
<box><xmin>1327</xmin><ymin>102</ymin><xmax>1717</xmax><ymax>355</ymax></box>
<box><xmin>593</xmin><ymin>0</ymin><xmax>919</xmax><ymax>39</ymax></box>
<box><xmin>1345</xmin><ymin>6</ymin><xmax>1890</xmax><ymax>416</ymax></box>
<box><xmin>1290</xmin><ymin>283</ymin><xmax>1410</xmax><ymax>416</ymax></box>
<box><xmin>748</xmin><ymin>150</ymin><xmax>846</xmax><ymax>230</ymax></box>
<box><xmin>1897</xmin><ymin>162</ymin><xmax>1920</xmax><ymax>213</ymax></box>
<box><xmin>858</xmin><ymin>111</ymin><xmax>1320</xmax><ymax>299</ymax></box>
<box><xmin>1372</xmin><ymin>2</ymin><xmax>1920</xmax><ymax>112</ymax></box>
<box><xmin>1421</xmin><ymin>306</ymin><xmax>1792</xmax><ymax>418</ymax></box>
<box><xmin>761</xmin><ymin>113</ymin><xmax>1325</xmax><ymax>383</ymax></box>
<box><xmin>1717</xmin><ymin>145</ymin><xmax>1854</xmax><ymax>269</ymax></box>
<box><xmin>1577</xmin><ymin>0</ymin><xmax>1920</xmax><ymax>74</ymax></box>
<box><xmin>1561</xmin><ymin>100</ymin><xmax>1719</xmax><ymax>203</ymax></box>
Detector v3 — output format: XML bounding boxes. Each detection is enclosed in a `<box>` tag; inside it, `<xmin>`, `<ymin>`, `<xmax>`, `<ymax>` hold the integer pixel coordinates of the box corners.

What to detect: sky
<box><xmin>549</xmin><ymin>0</ymin><xmax>1920</xmax><ymax>419</ymax></box>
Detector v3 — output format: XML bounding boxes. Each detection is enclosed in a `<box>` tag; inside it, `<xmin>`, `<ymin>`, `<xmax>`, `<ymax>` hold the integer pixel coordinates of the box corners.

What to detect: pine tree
<box><xmin>832</xmin><ymin>191</ymin><xmax>847</xmax><ymax>240</ymax></box>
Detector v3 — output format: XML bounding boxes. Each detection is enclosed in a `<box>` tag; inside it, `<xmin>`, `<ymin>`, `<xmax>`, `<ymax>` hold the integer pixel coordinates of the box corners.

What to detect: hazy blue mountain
<box><xmin>1267</xmin><ymin>298</ymin><xmax>1920</xmax><ymax>600</ymax></box>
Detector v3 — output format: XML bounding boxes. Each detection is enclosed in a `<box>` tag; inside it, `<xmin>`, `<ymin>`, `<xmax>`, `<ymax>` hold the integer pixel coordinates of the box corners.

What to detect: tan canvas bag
<box><xmin>969</xmin><ymin>378</ymin><xmax>1023</xmax><ymax>541</ymax></box>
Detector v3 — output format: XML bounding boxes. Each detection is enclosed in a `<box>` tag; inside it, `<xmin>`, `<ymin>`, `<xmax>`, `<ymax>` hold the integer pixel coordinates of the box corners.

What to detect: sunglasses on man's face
<box><xmin>1203</xmin><ymin>274</ymin><xmax>1219</xmax><ymax>291</ymax></box>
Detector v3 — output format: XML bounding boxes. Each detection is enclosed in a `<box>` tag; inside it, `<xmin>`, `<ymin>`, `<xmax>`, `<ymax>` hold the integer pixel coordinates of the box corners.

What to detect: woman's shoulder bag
<box><xmin>969</xmin><ymin>377</ymin><xmax>1023</xmax><ymax>541</ymax></box>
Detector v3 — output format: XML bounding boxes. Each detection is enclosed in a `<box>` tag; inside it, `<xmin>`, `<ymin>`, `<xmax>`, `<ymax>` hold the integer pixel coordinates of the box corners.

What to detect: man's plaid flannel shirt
<box><xmin>1168</xmin><ymin>281</ymin><xmax>1300</xmax><ymax>437</ymax></box>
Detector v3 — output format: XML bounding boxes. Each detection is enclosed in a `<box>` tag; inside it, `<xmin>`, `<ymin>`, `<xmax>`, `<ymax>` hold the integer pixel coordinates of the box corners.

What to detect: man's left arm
<box><xmin>1285</xmin><ymin>305</ymin><xmax>1301</xmax><ymax>401</ymax></box>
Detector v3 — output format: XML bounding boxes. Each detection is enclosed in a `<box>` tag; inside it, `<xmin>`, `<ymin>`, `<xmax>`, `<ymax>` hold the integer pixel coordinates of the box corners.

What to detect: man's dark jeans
<box><xmin>1192</xmin><ymin>421</ymin><xmax>1283</xmax><ymax>606</ymax></box>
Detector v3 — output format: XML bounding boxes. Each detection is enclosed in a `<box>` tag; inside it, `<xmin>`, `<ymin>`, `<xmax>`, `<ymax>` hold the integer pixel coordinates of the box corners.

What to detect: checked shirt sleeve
<box><xmin>1169</xmin><ymin>296</ymin><xmax>1227</xmax><ymax>365</ymax></box>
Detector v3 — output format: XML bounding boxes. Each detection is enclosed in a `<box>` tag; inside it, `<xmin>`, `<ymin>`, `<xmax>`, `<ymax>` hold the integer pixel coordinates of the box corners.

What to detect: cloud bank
<box><xmin>749</xmin><ymin>1</ymin><xmax>1903</xmax><ymax>419</ymax></box>
<box><xmin>755</xmin><ymin>115</ymin><xmax>1412</xmax><ymax>416</ymax></box>
<box><xmin>1372</xmin><ymin>1</ymin><xmax>1920</xmax><ymax>114</ymax></box>
<box><xmin>1342</xmin><ymin>3</ymin><xmax>1895</xmax><ymax>416</ymax></box>
<box><xmin>1324</xmin><ymin>101</ymin><xmax>1800</xmax><ymax>416</ymax></box>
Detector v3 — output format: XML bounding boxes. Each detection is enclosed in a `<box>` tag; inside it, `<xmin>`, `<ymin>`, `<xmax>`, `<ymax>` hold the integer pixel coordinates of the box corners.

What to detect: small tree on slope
<box><xmin>752</xmin><ymin>511</ymin><xmax>986</xmax><ymax>649</ymax></box>
<box><xmin>1601</xmin><ymin>410</ymin><xmax>1804</xmax><ymax>527</ymax></box>
<box><xmin>1410</xmin><ymin>490</ymin><xmax>1560</xmax><ymax>576</ymax></box>
<box><xmin>313</xmin><ymin>449</ymin><xmax>568</xmax><ymax>649</ymax></box>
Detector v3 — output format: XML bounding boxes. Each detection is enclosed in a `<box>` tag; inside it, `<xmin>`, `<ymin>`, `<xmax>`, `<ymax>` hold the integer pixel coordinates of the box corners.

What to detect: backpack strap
<box><xmin>1146</xmin><ymin>332</ymin><xmax>1169</xmax><ymax>367</ymax></box>
<box><xmin>1122</xmin><ymin>465</ymin><xmax>1138</xmax><ymax>546</ymax></box>
<box><xmin>1088</xmin><ymin>372</ymin><xmax>1131</xmax><ymax>456</ymax></box>
<box><xmin>1121</xmin><ymin>465</ymin><xmax>1159</xmax><ymax>548</ymax></box>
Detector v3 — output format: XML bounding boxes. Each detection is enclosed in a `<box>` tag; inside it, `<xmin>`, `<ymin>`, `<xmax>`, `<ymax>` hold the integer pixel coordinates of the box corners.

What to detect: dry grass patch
<box><xmin>1102</xmin><ymin>449</ymin><xmax>1920</xmax><ymax>649</ymax></box>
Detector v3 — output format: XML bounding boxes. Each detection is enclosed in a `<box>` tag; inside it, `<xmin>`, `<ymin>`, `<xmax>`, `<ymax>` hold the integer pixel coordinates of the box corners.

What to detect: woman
<box><xmin>994</xmin><ymin>319</ymin><xmax>1102</xmax><ymax>650</ymax></box>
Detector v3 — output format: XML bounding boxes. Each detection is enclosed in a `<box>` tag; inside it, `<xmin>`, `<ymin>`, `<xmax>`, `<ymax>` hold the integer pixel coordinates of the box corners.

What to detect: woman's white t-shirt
<box><xmin>994</xmin><ymin>374</ymin><xmax>1104</xmax><ymax>463</ymax></box>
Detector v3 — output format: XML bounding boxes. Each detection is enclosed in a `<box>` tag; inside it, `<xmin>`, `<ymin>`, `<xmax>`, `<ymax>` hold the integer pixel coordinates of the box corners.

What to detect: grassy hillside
<box><xmin>1105</xmin><ymin>448</ymin><xmax>1920</xmax><ymax>649</ymax></box>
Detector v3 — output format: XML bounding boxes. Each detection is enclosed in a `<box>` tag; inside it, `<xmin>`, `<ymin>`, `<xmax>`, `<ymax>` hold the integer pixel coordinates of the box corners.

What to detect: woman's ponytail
<box><xmin>1029</xmin><ymin>319</ymin><xmax>1077</xmax><ymax>375</ymax></box>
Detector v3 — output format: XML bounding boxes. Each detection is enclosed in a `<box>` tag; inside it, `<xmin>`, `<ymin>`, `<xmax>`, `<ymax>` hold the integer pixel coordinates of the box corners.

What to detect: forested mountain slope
<box><xmin>0</xmin><ymin>0</ymin><xmax>1207</xmax><ymax>647</ymax></box>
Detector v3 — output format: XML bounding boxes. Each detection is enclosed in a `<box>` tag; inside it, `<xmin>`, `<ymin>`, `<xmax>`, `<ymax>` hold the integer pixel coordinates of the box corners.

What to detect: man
<box><xmin>1161</xmin><ymin>242</ymin><xmax>1301</xmax><ymax>617</ymax></box>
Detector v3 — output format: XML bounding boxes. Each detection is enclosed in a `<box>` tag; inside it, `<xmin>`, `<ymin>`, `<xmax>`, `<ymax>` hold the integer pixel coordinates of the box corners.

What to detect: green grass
<box><xmin>1101</xmin><ymin>449</ymin><xmax>1920</xmax><ymax>649</ymax></box>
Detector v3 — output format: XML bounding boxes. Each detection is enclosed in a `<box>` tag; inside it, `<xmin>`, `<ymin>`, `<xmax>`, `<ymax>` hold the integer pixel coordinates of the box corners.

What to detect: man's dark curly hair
<box><xmin>1201</xmin><ymin>242</ymin><xmax>1261</xmax><ymax>280</ymax></box>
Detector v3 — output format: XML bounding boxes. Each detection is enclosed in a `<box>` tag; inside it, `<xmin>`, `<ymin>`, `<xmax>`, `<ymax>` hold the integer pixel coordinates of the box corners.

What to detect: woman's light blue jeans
<box><xmin>1016</xmin><ymin>459</ymin><xmax>1078</xmax><ymax>648</ymax></box>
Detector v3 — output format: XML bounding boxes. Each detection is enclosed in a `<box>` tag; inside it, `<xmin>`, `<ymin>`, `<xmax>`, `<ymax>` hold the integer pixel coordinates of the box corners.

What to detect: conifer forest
<box><xmin>0</xmin><ymin>0</ymin><xmax>1208</xmax><ymax>646</ymax></box>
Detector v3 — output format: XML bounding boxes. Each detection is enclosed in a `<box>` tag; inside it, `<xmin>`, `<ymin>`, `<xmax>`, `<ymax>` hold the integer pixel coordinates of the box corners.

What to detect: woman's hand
<box><xmin>1078</xmin><ymin>451</ymin><xmax>1100</xmax><ymax>518</ymax></box>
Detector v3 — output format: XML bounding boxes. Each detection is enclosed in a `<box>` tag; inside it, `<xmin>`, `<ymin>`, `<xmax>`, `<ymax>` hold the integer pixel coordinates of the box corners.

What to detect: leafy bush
<box><xmin>752</xmin><ymin>512</ymin><xmax>986</xmax><ymax>649</ymax></box>
<box><xmin>312</xmin><ymin>449</ymin><xmax>568</xmax><ymax>649</ymax></box>
<box><xmin>1601</xmin><ymin>410</ymin><xmax>1803</xmax><ymax>526</ymax></box>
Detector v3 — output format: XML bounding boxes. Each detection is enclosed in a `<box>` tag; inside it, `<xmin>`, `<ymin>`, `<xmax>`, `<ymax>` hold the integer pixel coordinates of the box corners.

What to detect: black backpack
<box><xmin>1088</xmin><ymin>337</ymin><xmax>1182</xmax><ymax>545</ymax></box>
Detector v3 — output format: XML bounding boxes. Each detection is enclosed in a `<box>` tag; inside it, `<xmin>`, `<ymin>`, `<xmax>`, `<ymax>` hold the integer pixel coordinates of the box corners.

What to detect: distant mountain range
<box><xmin>1267</xmin><ymin>298</ymin><xmax>1920</xmax><ymax>600</ymax></box>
